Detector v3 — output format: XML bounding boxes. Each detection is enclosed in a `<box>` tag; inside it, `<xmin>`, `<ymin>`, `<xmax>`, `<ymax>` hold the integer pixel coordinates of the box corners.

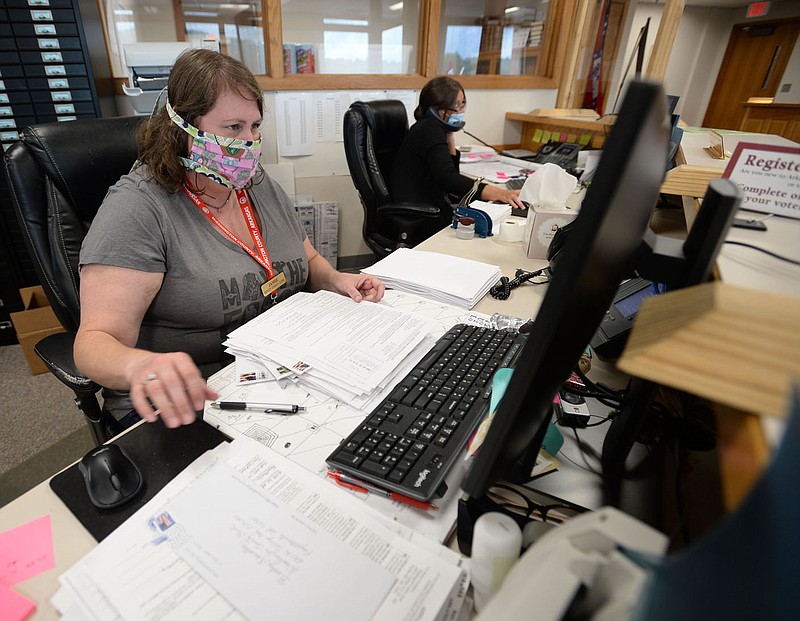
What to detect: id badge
<box><xmin>261</xmin><ymin>271</ymin><xmax>286</xmax><ymax>297</ymax></box>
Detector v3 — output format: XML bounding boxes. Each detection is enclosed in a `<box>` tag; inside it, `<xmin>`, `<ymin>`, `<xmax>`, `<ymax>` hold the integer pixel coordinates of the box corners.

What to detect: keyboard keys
<box><xmin>326</xmin><ymin>324</ymin><xmax>527</xmax><ymax>501</ymax></box>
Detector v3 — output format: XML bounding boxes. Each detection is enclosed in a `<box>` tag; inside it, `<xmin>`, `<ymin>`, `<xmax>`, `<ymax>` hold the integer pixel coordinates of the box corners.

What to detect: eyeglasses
<box><xmin>446</xmin><ymin>101</ymin><xmax>466</xmax><ymax>114</ymax></box>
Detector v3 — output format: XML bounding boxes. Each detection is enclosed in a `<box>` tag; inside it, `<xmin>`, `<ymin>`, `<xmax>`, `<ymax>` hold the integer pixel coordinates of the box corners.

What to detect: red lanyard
<box><xmin>183</xmin><ymin>185</ymin><xmax>284</xmax><ymax>297</ymax></box>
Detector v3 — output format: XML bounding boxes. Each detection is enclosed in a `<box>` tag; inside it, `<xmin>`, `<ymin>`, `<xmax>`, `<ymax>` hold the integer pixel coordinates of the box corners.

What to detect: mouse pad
<box><xmin>50</xmin><ymin>420</ymin><xmax>229</xmax><ymax>542</ymax></box>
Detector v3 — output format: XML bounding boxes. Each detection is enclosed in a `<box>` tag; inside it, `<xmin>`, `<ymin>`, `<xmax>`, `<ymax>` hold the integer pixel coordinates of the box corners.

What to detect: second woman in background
<box><xmin>390</xmin><ymin>76</ymin><xmax>525</xmax><ymax>222</ymax></box>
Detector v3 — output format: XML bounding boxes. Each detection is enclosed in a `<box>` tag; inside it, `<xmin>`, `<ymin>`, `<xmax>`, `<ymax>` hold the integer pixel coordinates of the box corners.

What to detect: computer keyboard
<box><xmin>326</xmin><ymin>324</ymin><xmax>527</xmax><ymax>501</ymax></box>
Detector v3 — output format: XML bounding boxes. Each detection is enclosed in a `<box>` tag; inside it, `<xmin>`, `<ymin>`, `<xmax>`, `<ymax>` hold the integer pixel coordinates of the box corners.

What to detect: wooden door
<box><xmin>703</xmin><ymin>19</ymin><xmax>800</xmax><ymax>130</ymax></box>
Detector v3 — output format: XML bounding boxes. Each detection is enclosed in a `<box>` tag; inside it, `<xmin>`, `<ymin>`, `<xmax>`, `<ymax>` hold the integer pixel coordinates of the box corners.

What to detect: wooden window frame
<box><xmin>254</xmin><ymin>0</ymin><xmax>578</xmax><ymax>91</ymax></box>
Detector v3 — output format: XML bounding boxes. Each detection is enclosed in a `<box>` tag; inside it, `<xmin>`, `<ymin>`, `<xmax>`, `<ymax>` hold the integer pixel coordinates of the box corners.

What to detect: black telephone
<box><xmin>533</xmin><ymin>141</ymin><xmax>582</xmax><ymax>170</ymax></box>
<box><xmin>427</xmin><ymin>106</ymin><xmax>465</xmax><ymax>132</ymax></box>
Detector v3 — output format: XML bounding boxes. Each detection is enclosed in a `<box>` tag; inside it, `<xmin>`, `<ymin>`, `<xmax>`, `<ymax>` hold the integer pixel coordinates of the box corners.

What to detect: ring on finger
<box><xmin>145</xmin><ymin>372</ymin><xmax>159</xmax><ymax>383</ymax></box>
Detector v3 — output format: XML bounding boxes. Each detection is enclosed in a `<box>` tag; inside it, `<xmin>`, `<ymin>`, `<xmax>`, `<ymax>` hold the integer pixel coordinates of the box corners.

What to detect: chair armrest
<box><xmin>376</xmin><ymin>201</ymin><xmax>442</xmax><ymax>217</ymax></box>
<box><xmin>33</xmin><ymin>331</ymin><xmax>101</xmax><ymax>397</ymax></box>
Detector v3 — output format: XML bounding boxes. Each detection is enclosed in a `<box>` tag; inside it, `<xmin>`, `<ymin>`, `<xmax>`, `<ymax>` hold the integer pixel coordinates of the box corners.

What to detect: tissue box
<box><xmin>9</xmin><ymin>286</ymin><xmax>65</xmax><ymax>375</ymax></box>
<box><xmin>524</xmin><ymin>203</ymin><xmax>580</xmax><ymax>259</ymax></box>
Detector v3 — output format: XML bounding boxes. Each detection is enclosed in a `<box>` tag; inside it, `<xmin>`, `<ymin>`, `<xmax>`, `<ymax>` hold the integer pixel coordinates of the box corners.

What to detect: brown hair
<box><xmin>136</xmin><ymin>48</ymin><xmax>263</xmax><ymax>193</ymax></box>
<box><xmin>414</xmin><ymin>76</ymin><xmax>465</xmax><ymax>121</ymax></box>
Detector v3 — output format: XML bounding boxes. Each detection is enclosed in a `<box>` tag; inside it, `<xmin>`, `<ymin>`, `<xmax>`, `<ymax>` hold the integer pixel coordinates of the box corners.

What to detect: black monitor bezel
<box><xmin>461</xmin><ymin>81</ymin><xmax>670</xmax><ymax>498</ymax></box>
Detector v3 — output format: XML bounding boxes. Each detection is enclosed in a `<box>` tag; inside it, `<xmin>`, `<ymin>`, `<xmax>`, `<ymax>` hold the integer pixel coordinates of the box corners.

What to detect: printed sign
<box><xmin>722</xmin><ymin>142</ymin><xmax>800</xmax><ymax>220</ymax></box>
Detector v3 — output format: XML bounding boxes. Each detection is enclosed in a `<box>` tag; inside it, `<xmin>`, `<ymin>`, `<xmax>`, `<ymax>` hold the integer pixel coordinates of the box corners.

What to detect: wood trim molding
<box><xmin>645</xmin><ymin>0</ymin><xmax>685</xmax><ymax>81</ymax></box>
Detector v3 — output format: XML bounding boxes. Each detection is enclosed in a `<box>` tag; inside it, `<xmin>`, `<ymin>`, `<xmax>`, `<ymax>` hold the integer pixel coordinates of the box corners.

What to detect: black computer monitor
<box><xmin>461</xmin><ymin>80</ymin><xmax>670</xmax><ymax>499</ymax></box>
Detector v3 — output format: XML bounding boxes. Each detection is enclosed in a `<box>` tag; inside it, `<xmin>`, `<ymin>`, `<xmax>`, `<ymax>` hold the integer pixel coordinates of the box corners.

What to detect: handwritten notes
<box><xmin>0</xmin><ymin>514</ymin><xmax>54</xmax><ymax>621</ymax></box>
<box><xmin>0</xmin><ymin>514</ymin><xmax>55</xmax><ymax>586</ymax></box>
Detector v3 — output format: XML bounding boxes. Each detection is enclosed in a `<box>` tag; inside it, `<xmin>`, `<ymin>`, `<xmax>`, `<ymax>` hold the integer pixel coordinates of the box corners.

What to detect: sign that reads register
<box><xmin>722</xmin><ymin>142</ymin><xmax>800</xmax><ymax>220</ymax></box>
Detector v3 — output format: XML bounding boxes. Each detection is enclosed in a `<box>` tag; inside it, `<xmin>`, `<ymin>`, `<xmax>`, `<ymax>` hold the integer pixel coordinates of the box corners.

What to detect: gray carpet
<box><xmin>0</xmin><ymin>344</ymin><xmax>95</xmax><ymax>507</ymax></box>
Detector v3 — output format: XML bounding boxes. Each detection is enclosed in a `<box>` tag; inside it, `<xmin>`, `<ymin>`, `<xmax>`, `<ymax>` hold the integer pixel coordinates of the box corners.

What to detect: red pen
<box><xmin>327</xmin><ymin>471</ymin><xmax>438</xmax><ymax>511</ymax></box>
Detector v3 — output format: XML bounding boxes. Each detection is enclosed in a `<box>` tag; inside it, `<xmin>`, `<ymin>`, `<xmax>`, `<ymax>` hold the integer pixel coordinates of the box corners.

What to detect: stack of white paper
<box><xmin>362</xmin><ymin>248</ymin><xmax>501</xmax><ymax>309</ymax></box>
<box><xmin>223</xmin><ymin>289</ymin><xmax>435</xmax><ymax>409</ymax></box>
<box><xmin>54</xmin><ymin>439</ymin><xmax>468</xmax><ymax>621</ymax></box>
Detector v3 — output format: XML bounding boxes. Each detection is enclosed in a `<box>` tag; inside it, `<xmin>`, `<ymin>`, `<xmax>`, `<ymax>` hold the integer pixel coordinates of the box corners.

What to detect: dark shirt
<box><xmin>390</xmin><ymin>116</ymin><xmax>485</xmax><ymax>214</ymax></box>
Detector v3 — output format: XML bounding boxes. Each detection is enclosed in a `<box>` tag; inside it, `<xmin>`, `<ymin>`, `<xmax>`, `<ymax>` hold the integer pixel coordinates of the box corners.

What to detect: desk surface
<box><xmin>3</xmin><ymin>212</ymin><xmax>796</xmax><ymax>618</ymax></box>
<box><xmin>0</xmin><ymin>225</ymin><xmax>547</xmax><ymax>621</ymax></box>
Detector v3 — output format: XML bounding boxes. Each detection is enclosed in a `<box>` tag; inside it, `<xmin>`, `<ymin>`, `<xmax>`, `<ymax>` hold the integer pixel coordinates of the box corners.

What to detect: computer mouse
<box><xmin>78</xmin><ymin>444</ymin><xmax>143</xmax><ymax>509</ymax></box>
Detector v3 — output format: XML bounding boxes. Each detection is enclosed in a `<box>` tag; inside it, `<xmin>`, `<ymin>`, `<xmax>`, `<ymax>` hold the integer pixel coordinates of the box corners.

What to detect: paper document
<box><xmin>206</xmin><ymin>289</ymin><xmax>494</xmax><ymax>544</ymax></box>
<box><xmin>57</xmin><ymin>439</ymin><xmax>465</xmax><ymax>621</ymax></box>
<box><xmin>224</xmin><ymin>290</ymin><xmax>432</xmax><ymax>405</ymax></box>
<box><xmin>361</xmin><ymin>248</ymin><xmax>501</xmax><ymax>309</ymax></box>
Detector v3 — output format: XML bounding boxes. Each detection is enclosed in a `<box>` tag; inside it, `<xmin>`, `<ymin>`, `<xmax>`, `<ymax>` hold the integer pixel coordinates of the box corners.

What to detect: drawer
<box><xmin>5</xmin><ymin>0</ymin><xmax>75</xmax><ymax>7</ymax></box>
<box><xmin>34</xmin><ymin>100</ymin><xmax>95</xmax><ymax>115</ymax></box>
<box><xmin>15</xmin><ymin>36</ymin><xmax>83</xmax><ymax>51</ymax></box>
<box><xmin>7</xmin><ymin>8</ymin><xmax>76</xmax><ymax>23</ymax></box>
<box><xmin>0</xmin><ymin>65</ymin><xmax>25</xmax><ymax>78</ymax></box>
<box><xmin>0</xmin><ymin>78</ymin><xmax>29</xmax><ymax>91</ymax></box>
<box><xmin>23</xmin><ymin>62</ymin><xmax>86</xmax><ymax>77</ymax></box>
<box><xmin>25</xmin><ymin>76</ymin><xmax>89</xmax><ymax>90</ymax></box>
<box><xmin>12</xmin><ymin>21</ymin><xmax>78</xmax><ymax>37</ymax></box>
<box><xmin>0</xmin><ymin>103</ymin><xmax>35</xmax><ymax>116</ymax></box>
<box><xmin>0</xmin><ymin>116</ymin><xmax>36</xmax><ymax>130</ymax></box>
<box><xmin>32</xmin><ymin>111</ymin><xmax>95</xmax><ymax>123</ymax></box>
<box><xmin>20</xmin><ymin>49</ymin><xmax>84</xmax><ymax>63</ymax></box>
<box><xmin>0</xmin><ymin>51</ymin><xmax>20</xmax><ymax>64</ymax></box>
<box><xmin>0</xmin><ymin>90</ymin><xmax>31</xmax><ymax>104</ymax></box>
<box><xmin>30</xmin><ymin>88</ymin><xmax>92</xmax><ymax>102</ymax></box>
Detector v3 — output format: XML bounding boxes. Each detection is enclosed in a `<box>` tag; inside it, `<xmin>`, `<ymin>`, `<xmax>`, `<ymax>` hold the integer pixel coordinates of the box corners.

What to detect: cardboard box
<box><xmin>9</xmin><ymin>286</ymin><xmax>65</xmax><ymax>375</ymax></box>
<box><xmin>524</xmin><ymin>203</ymin><xmax>580</xmax><ymax>259</ymax></box>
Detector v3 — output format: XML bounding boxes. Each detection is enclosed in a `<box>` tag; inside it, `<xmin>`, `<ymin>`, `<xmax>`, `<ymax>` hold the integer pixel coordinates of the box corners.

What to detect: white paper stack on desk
<box><xmin>361</xmin><ymin>248</ymin><xmax>501</xmax><ymax>309</ymax></box>
<box><xmin>223</xmin><ymin>289</ymin><xmax>436</xmax><ymax>410</ymax></box>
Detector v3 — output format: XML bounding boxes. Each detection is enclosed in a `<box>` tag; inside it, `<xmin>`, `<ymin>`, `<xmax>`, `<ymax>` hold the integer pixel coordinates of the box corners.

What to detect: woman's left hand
<box><xmin>479</xmin><ymin>184</ymin><xmax>526</xmax><ymax>210</ymax></box>
<box><xmin>330</xmin><ymin>272</ymin><xmax>386</xmax><ymax>303</ymax></box>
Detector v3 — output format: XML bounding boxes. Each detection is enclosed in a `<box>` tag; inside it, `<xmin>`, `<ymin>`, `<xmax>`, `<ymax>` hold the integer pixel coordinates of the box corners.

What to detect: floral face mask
<box><xmin>167</xmin><ymin>100</ymin><xmax>262</xmax><ymax>189</ymax></box>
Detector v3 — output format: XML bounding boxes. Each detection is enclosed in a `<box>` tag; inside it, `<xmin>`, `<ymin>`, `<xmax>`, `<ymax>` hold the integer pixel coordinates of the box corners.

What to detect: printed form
<box><xmin>56</xmin><ymin>439</ymin><xmax>466</xmax><ymax>621</ymax></box>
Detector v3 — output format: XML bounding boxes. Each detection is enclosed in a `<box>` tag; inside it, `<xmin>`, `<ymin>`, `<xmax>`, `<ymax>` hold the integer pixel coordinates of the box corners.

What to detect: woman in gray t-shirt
<box><xmin>75</xmin><ymin>49</ymin><xmax>384</xmax><ymax>431</ymax></box>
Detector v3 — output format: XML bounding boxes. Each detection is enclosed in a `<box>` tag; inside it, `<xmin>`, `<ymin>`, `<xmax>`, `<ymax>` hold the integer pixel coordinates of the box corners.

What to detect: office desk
<box><xmin>2</xmin><ymin>218</ymin><xmax>792</xmax><ymax>618</ymax></box>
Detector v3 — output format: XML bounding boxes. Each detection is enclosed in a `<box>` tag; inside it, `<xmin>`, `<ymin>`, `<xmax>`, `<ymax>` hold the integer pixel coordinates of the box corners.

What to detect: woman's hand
<box><xmin>479</xmin><ymin>184</ymin><xmax>526</xmax><ymax>210</ymax></box>
<box><xmin>328</xmin><ymin>272</ymin><xmax>386</xmax><ymax>303</ymax></box>
<box><xmin>128</xmin><ymin>352</ymin><xmax>218</xmax><ymax>429</ymax></box>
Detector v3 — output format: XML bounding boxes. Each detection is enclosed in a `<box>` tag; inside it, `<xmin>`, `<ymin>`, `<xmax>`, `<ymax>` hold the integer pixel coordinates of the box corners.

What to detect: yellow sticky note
<box><xmin>579</xmin><ymin>134</ymin><xmax>591</xmax><ymax>146</ymax></box>
<box><xmin>542</xmin><ymin>130</ymin><xmax>552</xmax><ymax>143</ymax></box>
<box><xmin>533</xmin><ymin>128</ymin><xmax>543</xmax><ymax>143</ymax></box>
<box><xmin>567</xmin><ymin>134</ymin><xmax>577</xmax><ymax>143</ymax></box>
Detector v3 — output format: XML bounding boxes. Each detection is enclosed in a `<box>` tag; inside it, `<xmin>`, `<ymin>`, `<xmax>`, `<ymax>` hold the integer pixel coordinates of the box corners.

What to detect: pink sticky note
<box><xmin>0</xmin><ymin>585</ymin><xmax>36</xmax><ymax>621</ymax></box>
<box><xmin>0</xmin><ymin>515</ymin><xmax>55</xmax><ymax>587</ymax></box>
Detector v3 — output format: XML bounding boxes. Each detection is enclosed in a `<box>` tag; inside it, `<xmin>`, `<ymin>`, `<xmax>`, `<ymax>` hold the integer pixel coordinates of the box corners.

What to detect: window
<box><xmin>281</xmin><ymin>0</ymin><xmax>419</xmax><ymax>75</ymax></box>
<box><xmin>97</xmin><ymin>0</ymin><xmax>578</xmax><ymax>90</ymax></box>
<box><xmin>439</xmin><ymin>0</ymin><xmax>552</xmax><ymax>77</ymax></box>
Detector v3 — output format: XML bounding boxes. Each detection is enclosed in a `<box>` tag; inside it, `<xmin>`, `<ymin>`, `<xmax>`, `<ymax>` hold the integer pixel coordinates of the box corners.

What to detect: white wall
<box><xmin>261</xmin><ymin>89</ymin><xmax>557</xmax><ymax>259</ymax></box>
<box><xmin>612</xmin><ymin>0</ymin><xmax>800</xmax><ymax>126</ymax></box>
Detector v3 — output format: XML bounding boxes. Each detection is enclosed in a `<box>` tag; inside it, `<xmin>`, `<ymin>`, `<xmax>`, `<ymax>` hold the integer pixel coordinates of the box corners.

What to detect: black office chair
<box><xmin>4</xmin><ymin>116</ymin><xmax>145</xmax><ymax>444</ymax></box>
<box><xmin>343</xmin><ymin>100</ymin><xmax>448</xmax><ymax>258</ymax></box>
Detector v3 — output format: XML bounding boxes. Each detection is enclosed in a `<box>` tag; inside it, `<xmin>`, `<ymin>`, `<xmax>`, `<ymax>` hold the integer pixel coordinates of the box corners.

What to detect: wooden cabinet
<box><xmin>739</xmin><ymin>101</ymin><xmax>800</xmax><ymax>143</ymax></box>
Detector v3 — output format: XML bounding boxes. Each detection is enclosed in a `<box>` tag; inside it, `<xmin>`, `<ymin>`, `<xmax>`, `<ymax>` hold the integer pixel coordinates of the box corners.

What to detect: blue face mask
<box><xmin>447</xmin><ymin>113</ymin><xmax>465</xmax><ymax>129</ymax></box>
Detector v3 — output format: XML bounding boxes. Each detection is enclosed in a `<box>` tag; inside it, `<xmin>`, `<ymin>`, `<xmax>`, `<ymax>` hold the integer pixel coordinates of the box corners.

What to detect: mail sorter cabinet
<box><xmin>0</xmin><ymin>0</ymin><xmax>103</xmax><ymax>344</ymax></box>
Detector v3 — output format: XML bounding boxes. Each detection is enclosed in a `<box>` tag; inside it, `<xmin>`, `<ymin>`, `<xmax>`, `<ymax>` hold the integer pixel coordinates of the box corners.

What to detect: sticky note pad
<box><xmin>542</xmin><ymin>130</ymin><xmax>552</xmax><ymax>143</ymax></box>
<box><xmin>0</xmin><ymin>586</ymin><xmax>36</xmax><ymax>621</ymax></box>
<box><xmin>532</xmin><ymin>128</ymin><xmax>543</xmax><ymax>143</ymax></box>
<box><xmin>567</xmin><ymin>134</ymin><xmax>577</xmax><ymax>143</ymax></box>
<box><xmin>579</xmin><ymin>134</ymin><xmax>591</xmax><ymax>146</ymax></box>
<box><xmin>0</xmin><ymin>515</ymin><xmax>55</xmax><ymax>587</ymax></box>
<box><xmin>559</xmin><ymin>132</ymin><xmax>568</xmax><ymax>142</ymax></box>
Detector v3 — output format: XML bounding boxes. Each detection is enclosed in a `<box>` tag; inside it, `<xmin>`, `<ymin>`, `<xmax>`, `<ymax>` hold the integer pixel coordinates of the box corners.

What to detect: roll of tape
<box><xmin>499</xmin><ymin>220</ymin><xmax>525</xmax><ymax>242</ymax></box>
